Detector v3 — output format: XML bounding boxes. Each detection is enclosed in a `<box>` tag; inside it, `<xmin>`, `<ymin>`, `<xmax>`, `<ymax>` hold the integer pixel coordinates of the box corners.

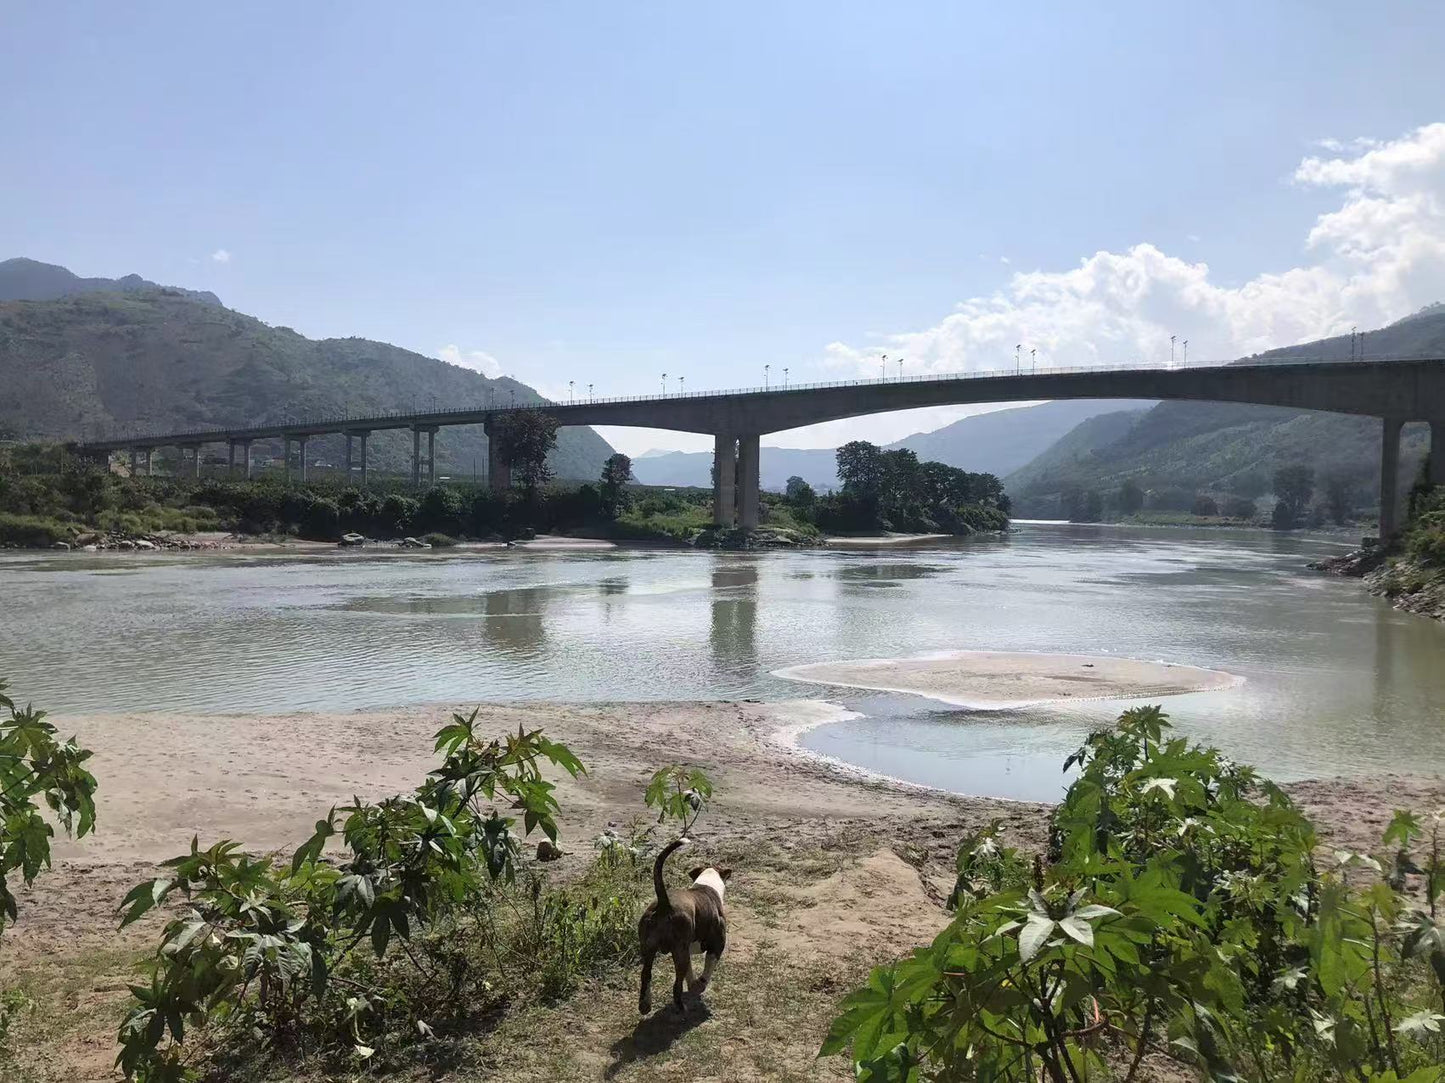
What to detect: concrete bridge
<box><xmin>73</xmin><ymin>357</ymin><xmax>1445</xmax><ymax>538</ymax></box>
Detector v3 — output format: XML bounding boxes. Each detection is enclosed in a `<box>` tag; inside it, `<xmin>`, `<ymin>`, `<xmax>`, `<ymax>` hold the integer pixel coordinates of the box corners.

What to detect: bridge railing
<box><xmin>75</xmin><ymin>353</ymin><xmax>1437</xmax><ymax>447</ymax></box>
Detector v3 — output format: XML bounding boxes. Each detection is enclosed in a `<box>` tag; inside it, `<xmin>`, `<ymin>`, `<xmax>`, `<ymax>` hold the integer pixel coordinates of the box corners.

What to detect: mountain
<box><xmin>632</xmin><ymin>399</ymin><xmax>1136</xmax><ymax>491</ymax></box>
<box><xmin>1005</xmin><ymin>309</ymin><xmax>1445</xmax><ymax>517</ymax></box>
<box><xmin>0</xmin><ymin>257</ymin><xmax>222</xmax><ymax>307</ymax></box>
<box><xmin>0</xmin><ymin>279</ymin><xmax>614</xmax><ymax>480</ymax></box>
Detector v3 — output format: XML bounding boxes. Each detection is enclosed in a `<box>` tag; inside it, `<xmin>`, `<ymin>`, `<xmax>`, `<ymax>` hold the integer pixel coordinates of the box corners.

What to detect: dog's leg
<box><xmin>695</xmin><ymin>951</ymin><xmax>719</xmax><ymax>995</ymax></box>
<box><xmin>671</xmin><ymin>944</ymin><xmax>693</xmax><ymax>1013</ymax></box>
<box><xmin>639</xmin><ymin>948</ymin><xmax>656</xmax><ymax>1014</ymax></box>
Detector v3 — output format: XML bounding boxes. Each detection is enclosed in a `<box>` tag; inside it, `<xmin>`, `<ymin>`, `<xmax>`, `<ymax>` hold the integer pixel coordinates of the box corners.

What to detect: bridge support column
<box><xmin>358</xmin><ymin>432</ymin><xmax>369</xmax><ymax>487</ymax></box>
<box><xmin>1431</xmin><ymin>419</ymin><xmax>1445</xmax><ymax>488</ymax></box>
<box><xmin>411</xmin><ymin>427</ymin><xmax>422</xmax><ymax>486</ymax></box>
<box><xmin>227</xmin><ymin>442</ymin><xmax>236</xmax><ymax>475</ymax></box>
<box><xmin>284</xmin><ymin>437</ymin><xmax>294</xmax><ymax>482</ymax></box>
<box><xmin>184</xmin><ymin>445</ymin><xmax>201</xmax><ymax>478</ymax></box>
<box><xmin>737</xmin><ymin>434</ymin><xmax>761</xmax><ymax>530</ymax></box>
<box><xmin>129</xmin><ymin>448</ymin><xmax>139</xmax><ymax>476</ymax></box>
<box><xmin>712</xmin><ymin>435</ymin><xmax>737</xmax><ymax>526</ymax></box>
<box><xmin>345</xmin><ymin>433</ymin><xmax>354</xmax><ymax>482</ymax></box>
<box><xmin>1379</xmin><ymin>417</ymin><xmax>1404</xmax><ymax>541</ymax></box>
<box><xmin>426</xmin><ymin>428</ymin><xmax>436</xmax><ymax>485</ymax></box>
<box><xmin>143</xmin><ymin>448</ymin><xmax>153</xmax><ymax>477</ymax></box>
<box><xmin>240</xmin><ymin>440</ymin><xmax>254</xmax><ymax>480</ymax></box>
<box><xmin>486</xmin><ymin>421</ymin><xmax>510</xmax><ymax>493</ymax></box>
<box><xmin>297</xmin><ymin>437</ymin><xmax>308</xmax><ymax>483</ymax></box>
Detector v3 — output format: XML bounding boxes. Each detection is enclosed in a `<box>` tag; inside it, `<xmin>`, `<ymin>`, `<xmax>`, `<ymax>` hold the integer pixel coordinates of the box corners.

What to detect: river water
<box><xmin>2</xmin><ymin>524</ymin><xmax>1442</xmax><ymax>800</ymax></box>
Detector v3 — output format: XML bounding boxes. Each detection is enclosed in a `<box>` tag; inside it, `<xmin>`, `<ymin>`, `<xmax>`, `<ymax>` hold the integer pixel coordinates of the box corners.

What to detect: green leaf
<box><xmin>1058</xmin><ymin>915</ymin><xmax>1094</xmax><ymax>947</ymax></box>
<box><xmin>1018</xmin><ymin>915</ymin><xmax>1054</xmax><ymax>963</ymax></box>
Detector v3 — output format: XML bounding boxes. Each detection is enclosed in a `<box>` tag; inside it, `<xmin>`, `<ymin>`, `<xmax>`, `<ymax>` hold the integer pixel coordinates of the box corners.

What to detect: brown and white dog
<box><xmin>637</xmin><ymin>838</ymin><xmax>730</xmax><ymax>1014</ymax></box>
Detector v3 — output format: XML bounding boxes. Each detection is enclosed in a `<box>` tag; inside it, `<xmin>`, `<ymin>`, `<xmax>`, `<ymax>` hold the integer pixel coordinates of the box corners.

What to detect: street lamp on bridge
<box><xmin>764</xmin><ymin>364</ymin><xmax>770</xmax><ymax>389</ymax></box>
<box><xmin>679</xmin><ymin>376</ymin><xmax>685</xmax><ymax>394</ymax></box>
<box><xmin>661</xmin><ymin>372</ymin><xmax>667</xmax><ymax>395</ymax></box>
<box><xmin>880</xmin><ymin>354</ymin><xmax>887</xmax><ymax>380</ymax></box>
<box><xmin>783</xmin><ymin>367</ymin><xmax>789</xmax><ymax>388</ymax></box>
<box><xmin>568</xmin><ymin>380</ymin><xmax>574</xmax><ymax>403</ymax></box>
<box><xmin>1015</xmin><ymin>344</ymin><xmax>1021</xmax><ymax>373</ymax></box>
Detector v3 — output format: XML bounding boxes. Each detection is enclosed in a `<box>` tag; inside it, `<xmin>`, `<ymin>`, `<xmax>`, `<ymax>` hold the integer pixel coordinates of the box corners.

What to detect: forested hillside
<box><xmin>1006</xmin><ymin>309</ymin><xmax>1445</xmax><ymax>519</ymax></box>
<box><xmin>0</xmin><ymin>282</ymin><xmax>614</xmax><ymax>479</ymax></box>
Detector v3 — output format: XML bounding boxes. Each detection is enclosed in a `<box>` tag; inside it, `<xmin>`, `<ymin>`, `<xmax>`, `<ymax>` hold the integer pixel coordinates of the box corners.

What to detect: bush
<box><xmin>826</xmin><ymin>706</ymin><xmax>1445</xmax><ymax>1082</ymax></box>
<box><xmin>0</xmin><ymin>513</ymin><xmax>70</xmax><ymax>547</ymax></box>
<box><xmin>421</xmin><ymin>532</ymin><xmax>458</xmax><ymax>547</ymax></box>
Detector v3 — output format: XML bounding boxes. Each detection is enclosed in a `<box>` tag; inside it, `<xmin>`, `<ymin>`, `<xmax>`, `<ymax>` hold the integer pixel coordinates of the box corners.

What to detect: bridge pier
<box><xmin>410</xmin><ymin>426</ymin><xmax>438</xmax><ymax>485</ymax></box>
<box><xmin>485</xmin><ymin>421</ymin><xmax>510</xmax><ymax>493</ymax></box>
<box><xmin>183</xmin><ymin>444</ymin><xmax>202</xmax><ymax>479</ymax></box>
<box><xmin>426</xmin><ymin>428</ymin><xmax>436</xmax><ymax>484</ymax></box>
<box><xmin>284</xmin><ymin>436</ymin><xmax>294</xmax><ymax>482</ymax></box>
<box><xmin>712</xmin><ymin>435</ymin><xmax>736</xmax><ymax>526</ymax></box>
<box><xmin>737</xmin><ymin>434</ymin><xmax>760</xmax><ymax>530</ymax></box>
<box><xmin>129</xmin><ymin>448</ymin><xmax>139</xmax><ymax>476</ymax></box>
<box><xmin>1380</xmin><ymin>417</ymin><xmax>1404</xmax><ymax>540</ymax></box>
<box><xmin>297</xmin><ymin>436</ymin><xmax>309</xmax><ymax>483</ymax></box>
<box><xmin>1431</xmin><ymin>419</ymin><xmax>1445</xmax><ymax>488</ymax></box>
<box><xmin>229</xmin><ymin>439</ymin><xmax>254</xmax><ymax>480</ymax></box>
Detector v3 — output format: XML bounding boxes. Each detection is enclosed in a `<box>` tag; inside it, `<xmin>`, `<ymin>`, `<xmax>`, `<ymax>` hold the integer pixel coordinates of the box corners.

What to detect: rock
<box><xmin>400</xmin><ymin>536</ymin><xmax>428</xmax><ymax>549</ymax></box>
<box><xmin>116</xmin><ymin>539</ymin><xmax>136</xmax><ymax>550</ymax></box>
<box><xmin>80</xmin><ymin>544</ymin><xmax>98</xmax><ymax>552</ymax></box>
<box><xmin>74</xmin><ymin>532</ymin><xmax>99</xmax><ymax>546</ymax></box>
<box><xmin>51</xmin><ymin>541</ymin><xmax>70</xmax><ymax>550</ymax></box>
<box><xmin>133</xmin><ymin>539</ymin><xmax>156</xmax><ymax>551</ymax></box>
<box><xmin>536</xmin><ymin>840</ymin><xmax>564</xmax><ymax>862</ymax></box>
<box><xmin>1307</xmin><ymin>546</ymin><xmax>1386</xmax><ymax>578</ymax></box>
<box><xmin>338</xmin><ymin>533</ymin><xmax>366</xmax><ymax>547</ymax></box>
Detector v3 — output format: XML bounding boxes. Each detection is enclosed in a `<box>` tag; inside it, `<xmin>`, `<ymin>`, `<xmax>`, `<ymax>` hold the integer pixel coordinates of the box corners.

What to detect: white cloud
<box><xmin>822</xmin><ymin>122</ymin><xmax>1445</xmax><ymax>379</ymax></box>
<box><xmin>210</xmin><ymin>248</ymin><xmax>231</xmax><ymax>264</ymax></box>
<box><xmin>437</xmin><ymin>344</ymin><xmax>503</xmax><ymax>378</ymax></box>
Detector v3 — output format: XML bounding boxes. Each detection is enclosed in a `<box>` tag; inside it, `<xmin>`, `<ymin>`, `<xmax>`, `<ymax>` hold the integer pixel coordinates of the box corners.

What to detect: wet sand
<box><xmin>774</xmin><ymin>650</ymin><xmax>1241</xmax><ymax>708</ymax></box>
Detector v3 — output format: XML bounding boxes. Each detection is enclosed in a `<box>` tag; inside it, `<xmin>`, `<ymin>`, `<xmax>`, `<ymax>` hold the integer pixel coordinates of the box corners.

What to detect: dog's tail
<box><xmin>652</xmin><ymin>837</ymin><xmax>687</xmax><ymax>911</ymax></box>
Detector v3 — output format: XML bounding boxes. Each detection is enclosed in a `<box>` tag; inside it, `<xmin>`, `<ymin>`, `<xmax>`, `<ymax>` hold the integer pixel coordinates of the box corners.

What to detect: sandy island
<box><xmin>5</xmin><ymin>699</ymin><xmax>1438</xmax><ymax>1082</ymax></box>
<box><xmin>774</xmin><ymin>650</ymin><xmax>1242</xmax><ymax>708</ymax></box>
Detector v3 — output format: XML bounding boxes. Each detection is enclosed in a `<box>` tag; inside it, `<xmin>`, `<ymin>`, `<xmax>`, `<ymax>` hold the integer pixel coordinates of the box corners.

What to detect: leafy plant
<box><xmin>644</xmin><ymin>765</ymin><xmax>714</xmax><ymax>836</ymax></box>
<box><xmin>114</xmin><ymin>710</ymin><xmax>585</xmax><ymax>1080</ymax></box>
<box><xmin>824</xmin><ymin>706</ymin><xmax>1445</xmax><ymax>1082</ymax></box>
<box><xmin>0</xmin><ymin>678</ymin><xmax>97</xmax><ymax>936</ymax></box>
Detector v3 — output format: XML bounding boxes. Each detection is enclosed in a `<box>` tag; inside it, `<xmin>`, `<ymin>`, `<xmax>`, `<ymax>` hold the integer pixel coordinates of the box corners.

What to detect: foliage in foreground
<box><xmin>0</xmin><ymin>678</ymin><xmax>97</xmax><ymax>936</ymax></box>
<box><xmin>825</xmin><ymin>706</ymin><xmax>1445</xmax><ymax>1082</ymax></box>
<box><xmin>114</xmin><ymin>711</ymin><xmax>588</xmax><ymax>1080</ymax></box>
<box><xmin>113</xmin><ymin>708</ymin><xmax>718</xmax><ymax>1082</ymax></box>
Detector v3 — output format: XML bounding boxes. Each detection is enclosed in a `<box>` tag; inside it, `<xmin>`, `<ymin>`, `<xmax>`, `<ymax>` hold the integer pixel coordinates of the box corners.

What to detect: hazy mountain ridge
<box><xmin>0</xmin><ymin>275</ymin><xmax>614</xmax><ymax>479</ymax></box>
<box><xmin>1005</xmin><ymin>310</ymin><xmax>1445</xmax><ymax>516</ymax></box>
<box><xmin>0</xmin><ymin>257</ymin><xmax>223</xmax><ymax>307</ymax></box>
<box><xmin>632</xmin><ymin>399</ymin><xmax>1135</xmax><ymax>490</ymax></box>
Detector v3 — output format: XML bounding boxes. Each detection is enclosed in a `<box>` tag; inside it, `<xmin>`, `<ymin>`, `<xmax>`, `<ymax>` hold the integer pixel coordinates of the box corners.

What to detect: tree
<box><xmin>1322</xmin><ymin>469</ymin><xmax>1353</xmax><ymax>525</ymax></box>
<box><xmin>1222</xmin><ymin>495</ymin><xmax>1257</xmax><ymax>519</ymax></box>
<box><xmin>1117</xmin><ymin>479</ymin><xmax>1144</xmax><ymax>516</ymax></box>
<box><xmin>492</xmin><ymin>410</ymin><xmax>559</xmax><ymax>498</ymax></box>
<box><xmin>598</xmin><ymin>453</ymin><xmax>634</xmax><ymax>518</ymax></box>
<box><xmin>835</xmin><ymin>441</ymin><xmax>886</xmax><ymax>497</ymax></box>
<box><xmin>1273</xmin><ymin>463</ymin><xmax>1315</xmax><ymax>522</ymax></box>
<box><xmin>1191</xmin><ymin>494</ymin><xmax>1219</xmax><ymax>517</ymax></box>
<box><xmin>784</xmin><ymin>475</ymin><xmax>815</xmax><ymax>509</ymax></box>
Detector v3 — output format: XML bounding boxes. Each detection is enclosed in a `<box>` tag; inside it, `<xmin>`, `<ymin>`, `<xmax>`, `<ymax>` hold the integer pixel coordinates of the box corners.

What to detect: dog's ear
<box><xmin>688</xmin><ymin>866</ymin><xmax>705</xmax><ymax>881</ymax></box>
<box><xmin>719</xmin><ymin>867</ymin><xmax>732</xmax><ymax>881</ymax></box>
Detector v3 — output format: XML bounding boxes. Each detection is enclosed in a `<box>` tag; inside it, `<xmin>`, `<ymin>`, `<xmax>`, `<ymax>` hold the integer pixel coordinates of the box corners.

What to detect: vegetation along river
<box><xmin>2</xmin><ymin>522</ymin><xmax>1442</xmax><ymax>801</ymax></box>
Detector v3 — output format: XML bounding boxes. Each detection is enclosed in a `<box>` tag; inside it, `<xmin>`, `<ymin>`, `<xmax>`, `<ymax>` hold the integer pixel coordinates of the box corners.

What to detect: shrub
<box><xmin>0</xmin><ymin>679</ymin><xmax>97</xmax><ymax>934</ymax></box>
<box><xmin>0</xmin><ymin>513</ymin><xmax>70</xmax><ymax>548</ymax></box>
<box><xmin>825</xmin><ymin>706</ymin><xmax>1445</xmax><ymax>1082</ymax></box>
<box><xmin>421</xmin><ymin>532</ymin><xmax>458</xmax><ymax>547</ymax></box>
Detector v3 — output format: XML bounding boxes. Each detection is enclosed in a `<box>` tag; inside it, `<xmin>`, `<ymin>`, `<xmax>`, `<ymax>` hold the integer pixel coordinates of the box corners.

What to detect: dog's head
<box><xmin>688</xmin><ymin>865</ymin><xmax>732</xmax><ymax>900</ymax></box>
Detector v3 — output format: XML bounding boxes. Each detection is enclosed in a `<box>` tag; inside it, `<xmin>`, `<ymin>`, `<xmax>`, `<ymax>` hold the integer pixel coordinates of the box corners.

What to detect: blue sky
<box><xmin>4</xmin><ymin>3</ymin><xmax>1445</xmax><ymax>453</ymax></box>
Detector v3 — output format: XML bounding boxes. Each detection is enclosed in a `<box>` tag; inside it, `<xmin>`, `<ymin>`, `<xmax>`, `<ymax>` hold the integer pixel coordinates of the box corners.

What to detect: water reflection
<box><xmin>709</xmin><ymin>560</ymin><xmax>757</xmax><ymax>674</ymax></box>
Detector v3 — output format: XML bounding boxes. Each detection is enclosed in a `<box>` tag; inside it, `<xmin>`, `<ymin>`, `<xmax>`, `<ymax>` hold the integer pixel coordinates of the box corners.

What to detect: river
<box><xmin>2</xmin><ymin>523</ymin><xmax>1441</xmax><ymax>800</ymax></box>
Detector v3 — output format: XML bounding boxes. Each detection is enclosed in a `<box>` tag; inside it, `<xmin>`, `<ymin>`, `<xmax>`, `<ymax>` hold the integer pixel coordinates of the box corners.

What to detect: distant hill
<box><xmin>1005</xmin><ymin>309</ymin><xmax>1445</xmax><ymax>518</ymax></box>
<box><xmin>0</xmin><ymin>257</ymin><xmax>222</xmax><ymax>307</ymax></box>
<box><xmin>0</xmin><ymin>280</ymin><xmax>614</xmax><ymax>479</ymax></box>
<box><xmin>632</xmin><ymin>399</ymin><xmax>1135</xmax><ymax>491</ymax></box>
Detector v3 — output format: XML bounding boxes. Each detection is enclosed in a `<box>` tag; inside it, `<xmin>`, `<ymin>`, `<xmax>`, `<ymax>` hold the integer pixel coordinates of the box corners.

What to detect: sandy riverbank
<box><xmin>774</xmin><ymin>650</ymin><xmax>1241</xmax><ymax>708</ymax></box>
<box><xmin>5</xmin><ymin>700</ymin><xmax>1441</xmax><ymax>1081</ymax></box>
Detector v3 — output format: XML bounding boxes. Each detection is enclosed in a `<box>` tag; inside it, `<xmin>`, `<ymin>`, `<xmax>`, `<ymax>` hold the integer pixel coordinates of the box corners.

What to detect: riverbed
<box><xmin>2</xmin><ymin>522</ymin><xmax>1442</xmax><ymax>800</ymax></box>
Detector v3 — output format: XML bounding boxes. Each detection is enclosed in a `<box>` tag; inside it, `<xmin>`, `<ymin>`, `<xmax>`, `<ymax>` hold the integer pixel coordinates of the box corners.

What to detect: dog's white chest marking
<box><xmin>692</xmin><ymin>868</ymin><xmax>726</xmax><ymax>901</ymax></box>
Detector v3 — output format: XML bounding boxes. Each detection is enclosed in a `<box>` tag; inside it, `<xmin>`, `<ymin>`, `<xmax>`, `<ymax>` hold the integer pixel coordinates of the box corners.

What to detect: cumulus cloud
<box><xmin>437</xmin><ymin>344</ymin><xmax>503</xmax><ymax>378</ymax></box>
<box><xmin>210</xmin><ymin>248</ymin><xmax>231</xmax><ymax>263</ymax></box>
<box><xmin>824</xmin><ymin>122</ymin><xmax>1445</xmax><ymax>378</ymax></box>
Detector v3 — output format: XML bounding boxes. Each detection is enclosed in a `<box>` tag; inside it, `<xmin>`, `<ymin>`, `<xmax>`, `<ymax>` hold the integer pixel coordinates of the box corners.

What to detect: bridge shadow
<box><xmin>605</xmin><ymin>1000</ymin><xmax>713</xmax><ymax>1078</ymax></box>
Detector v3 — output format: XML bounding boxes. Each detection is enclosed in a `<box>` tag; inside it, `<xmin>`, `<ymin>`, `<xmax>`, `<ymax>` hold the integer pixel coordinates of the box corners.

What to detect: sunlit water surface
<box><xmin>2</xmin><ymin>523</ymin><xmax>1442</xmax><ymax>800</ymax></box>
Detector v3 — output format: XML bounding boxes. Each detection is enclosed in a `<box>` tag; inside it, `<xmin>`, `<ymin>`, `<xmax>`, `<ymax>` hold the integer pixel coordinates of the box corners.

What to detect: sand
<box><xmin>774</xmin><ymin>649</ymin><xmax>1241</xmax><ymax>708</ymax></box>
